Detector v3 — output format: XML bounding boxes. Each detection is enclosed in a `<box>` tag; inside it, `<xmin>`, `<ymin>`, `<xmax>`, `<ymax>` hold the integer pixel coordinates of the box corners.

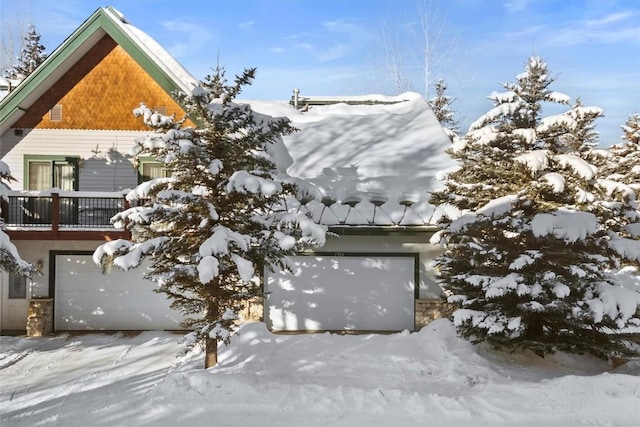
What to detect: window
<box><xmin>137</xmin><ymin>157</ymin><xmax>171</xmax><ymax>184</ymax></box>
<box><xmin>23</xmin><ymin>155</ymin><xmax>79</xmax><ymax>224</ymax></box>
<box><xmin>25</xmin><ymin>155</ymin><xmax>79</xmax><ymax>191</ymax></box>
<box><xmin>8</xmin><ymin>274</ymin><xmax>27</xmax><ymax>299</ymax></box>
<box><xmin>50</xmin><ymin>104</ymin><xmax>63</xmax><ymax>121</ymax></box>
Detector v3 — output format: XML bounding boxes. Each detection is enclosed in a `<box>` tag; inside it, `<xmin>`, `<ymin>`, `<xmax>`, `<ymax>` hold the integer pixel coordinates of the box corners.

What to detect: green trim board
<box><xmin>23</xmin><ymin>155</ymin><xmax>80</xmax><ymax>191</ymax></box>
<box><xmin>136</xmin><ymin>156</ymin><xmax>169</xmax><ymax>184</ymax></box>
<box><xmin>0</xmin><ymin>10</ymin><xmax>106</xmax><ymax>125</ymax></box>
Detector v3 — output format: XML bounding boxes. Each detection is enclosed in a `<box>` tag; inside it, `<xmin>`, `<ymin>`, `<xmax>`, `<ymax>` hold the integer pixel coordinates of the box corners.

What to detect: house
<box><xmin>0</xmin><ymin>6</ymin><xmax>198</xmax><ymax>333</ymax></box>
<box><xmin>248</xmin><ymin>95</ymin><xmax>455</xmax><ymax>332</ymax></box>
<box><xmin>0</xmin><ymin>7</ymin><xmax>454</xmax><ymax>335</ymax></box>
<box><xmin>0</xmin><ymin>76</ymin><xmax>22</xmax><ymax>100</ymax></box>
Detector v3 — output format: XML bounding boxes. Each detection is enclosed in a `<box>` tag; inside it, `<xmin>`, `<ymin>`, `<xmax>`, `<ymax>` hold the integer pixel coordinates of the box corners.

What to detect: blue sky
<box><xmin>1</xmin><ymin>0</ymin><xmax>638</xmax><ymax>145</ymax></box>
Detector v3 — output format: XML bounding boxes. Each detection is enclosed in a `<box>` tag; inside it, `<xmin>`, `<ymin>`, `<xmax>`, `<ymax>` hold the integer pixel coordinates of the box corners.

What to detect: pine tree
<box><xmin>612</xmin><ymin>113</ymin><xmax>640</xmax><ymax>179</ymax></box>
<box><xmin>557</xmin><ymin>98</ymin><xmax>603</xmax><ymax>153</ymax></box>
<box><xmin>430</xmin><ymin>57</ymin><xmax>640</xmax><ymax>359</ymax></box>
<box><xmin>615</xmin><ymin>113</ymin><xmax>640</xmax><ymax>248</ymax></box>
<box><xmin>597</xmin><ymin>114</ymin><xmax>640</xmax><ymax>250</ymax></box>
<box><xmin>94</xmin><ymin>67</ymin><xmax>326</xmax><ymax>367</ymax></box>
<box><xmin>620</xmin><ymin>113</ymin><xmax>640</xmax><ymax>145</ymax></box>
<box><xmin>0</xmin><ymin>161</ymin><xmax>36</xmax><ymax>276</ymax></box>
<box><xmin>6</xmin><ymin>24</ymin><xmax>46</xmax><ymax>79</ymax></box>
<box><xmin>429</xmin><ymin>78</ymin><xmax>459</xmax><ymax>139</ymax></box>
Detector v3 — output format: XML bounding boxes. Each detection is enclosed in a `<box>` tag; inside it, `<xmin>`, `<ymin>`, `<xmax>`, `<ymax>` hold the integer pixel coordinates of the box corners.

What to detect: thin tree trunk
<box><xmin>205</xmin><ymin>336</ymin><xmax>218</xmax><ymax>368</ymax></box>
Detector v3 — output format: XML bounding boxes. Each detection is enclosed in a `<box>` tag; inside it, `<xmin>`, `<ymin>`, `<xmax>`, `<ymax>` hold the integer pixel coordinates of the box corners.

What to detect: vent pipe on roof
<box><xmin>293</xmin><ymin>88</ymin><xmax>300</xmax><ymax>109</ymax></box>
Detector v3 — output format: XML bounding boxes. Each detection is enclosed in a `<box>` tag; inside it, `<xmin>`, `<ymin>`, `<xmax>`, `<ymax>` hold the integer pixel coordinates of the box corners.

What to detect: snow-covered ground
<box><xmin>1</xmin><ymin>319</ymin><xmax>639</xmax><ymax>426</ymax></box>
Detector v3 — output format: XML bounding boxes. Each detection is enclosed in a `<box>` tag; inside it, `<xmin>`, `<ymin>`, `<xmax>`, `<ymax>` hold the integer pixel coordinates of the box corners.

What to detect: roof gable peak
<box><xmin>0</xmin><ymin>6</ymin><xmax>198</xmax><ymax>135</ymax></box>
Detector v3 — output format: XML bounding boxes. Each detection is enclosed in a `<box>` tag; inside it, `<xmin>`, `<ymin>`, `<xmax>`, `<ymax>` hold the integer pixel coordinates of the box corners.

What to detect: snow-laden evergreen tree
<box><xmin>94</xmin><ymin>67</ymin><xmax>326</xmax><ymax>367</ymax></box>
<box><xmin>430</xmin><ymin>57</ymin><xmax>640</xmax><ymax>359</ymax></box>
<box><xmin>0</xmin><ymin>161</ymin><xmax>36</xmax><ymax>276</ymax></box>
<box><xmin>597</xmin><ymin>113</ymin><xmax>640</xmax><ymax>253</ymax></box>
<box><xmin>555</xmin><ymin>98</ymin><xmax>603</xmax><ymax>153</ymax></box>
<box><xmin>6</xmin><ymin>24</ymin><xmax>46</xmax><ymax>79</ymax></box>
<box><xmin>429</xmin><ymin>78</ymin><xmax>459</xmax><ymax>140</ymax></box>
<box><xmin>620</xmin><ymin>113</ymin><xmax>640</xmax><ymax>145</ymax></box>
<box><xmin>611</xmin><ymin>113</ymin><xmax>640</xmax><ymax>180</ymax></box>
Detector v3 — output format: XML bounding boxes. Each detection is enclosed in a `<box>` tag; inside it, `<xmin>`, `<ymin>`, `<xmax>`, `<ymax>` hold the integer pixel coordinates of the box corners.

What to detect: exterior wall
<box><xmin>12</xmin><ymin>36</ymin><xmax>192</xmax><ymax>131</ymax></box>
<box><xmin>10</xmin><ymin>240</ymin><xmax>106</xmax><ymax>298</ymax></box>
<box><xmin>318</xmin><ymin>232</ymin><xmax>444</xmax><ymax>299</ymax></box>
<box><xmin>1</xmin><ymin>129</ymin><xmax>144</xmax><ymax>191</ymax></box>
<box><xmin>10</xmin><ymin>232</ymin><xmax>448</xmax><ymax>331</ymax></box>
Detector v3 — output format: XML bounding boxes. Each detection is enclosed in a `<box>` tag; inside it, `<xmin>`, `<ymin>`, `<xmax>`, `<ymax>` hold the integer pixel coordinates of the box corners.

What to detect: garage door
<box><xmin>54</xmin><ymin>254</ymin><xmax>184</xmax><ymax>331</ymax></box>
<box><xmin>265</xmin><ymin>254</ymin><xmax>417</xmax><ymax>332</ymax></box>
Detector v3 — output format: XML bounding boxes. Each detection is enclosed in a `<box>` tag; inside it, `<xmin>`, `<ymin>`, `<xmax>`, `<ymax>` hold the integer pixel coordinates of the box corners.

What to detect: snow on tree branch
<box><xmin>94</xmin><ymin>67</ymin><xmax>326</xmax><ymax>367</ymax></box>
<box><xmin>0</xmin><ymin>161</ymin><xmax>35</xmax><ymax>276</ymax></box>
<box><xmin>531</xmin><ymin>210</ymin><xmax>598</xmax><ymax>243</ymax></box>
<box><xmin>429</xmin><ymin>56</ymin><xmax>640</xmax><ymax>359</ymax></box>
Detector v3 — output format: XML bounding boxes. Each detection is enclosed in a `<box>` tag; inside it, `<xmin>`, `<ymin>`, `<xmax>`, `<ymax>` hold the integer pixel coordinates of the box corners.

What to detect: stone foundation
<box><xmin>19</xmin><ymin>297</ymin><xmax>453</xmax><ymax>334</ymax></box>
<box><xmin>26</xmin><ymin>299</ymin><xmax>54</xmax><ymax>337</ymax></box>
<box><xmin>242</xmin><ymin>297</ymin><xmax>455</xmax><ymax>331</ymax></box>
<box><xmin>238</xmin><ymin>297</ymin><xmax>263</xmax><ymax>323</ymax></box>
<box><xmin>414</xmin><ymin>298</ymin><xmax>455</xmax><ymax>331</ymax></box>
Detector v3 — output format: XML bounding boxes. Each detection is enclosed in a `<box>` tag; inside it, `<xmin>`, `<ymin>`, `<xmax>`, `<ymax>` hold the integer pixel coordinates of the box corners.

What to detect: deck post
<box><xmin>51</xmin><ymin>193</ymin><xmax>60</xmax><ymax>237</ymax></box>
<box><xmin>123</xmin><ymin>197</ymin><xmax>131</xmax><ymax>240</ymax></box>
<box><xmin>0</xmin><ymin>198</ymin><xmax>8</xmax><ymax>223</ymax></box>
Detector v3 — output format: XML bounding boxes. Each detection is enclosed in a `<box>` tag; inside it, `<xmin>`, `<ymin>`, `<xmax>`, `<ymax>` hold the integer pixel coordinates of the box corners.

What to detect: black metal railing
<box><xmin>1</xmin><ymin>192</ymin><xmax>129</xmax><ymax>229</ymax></box>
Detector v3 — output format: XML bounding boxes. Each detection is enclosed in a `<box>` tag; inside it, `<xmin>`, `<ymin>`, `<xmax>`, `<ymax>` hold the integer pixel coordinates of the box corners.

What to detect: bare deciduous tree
<box><xmin>1</xmin><ymin>16</ymin><xmax>29</xmax><ymax>77</ymax></box>
<box><xmin>371</xmin><ymin>0</ymin><xmax>460</xmax><ymax>99</ymax></box>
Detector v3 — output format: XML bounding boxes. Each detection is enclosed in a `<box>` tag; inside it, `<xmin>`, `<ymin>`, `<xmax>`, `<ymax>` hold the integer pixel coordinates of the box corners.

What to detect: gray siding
<box><xmin>0</xmin><ymin>129</ymin><xmax>146</xmax><ymax>191</ymax></box>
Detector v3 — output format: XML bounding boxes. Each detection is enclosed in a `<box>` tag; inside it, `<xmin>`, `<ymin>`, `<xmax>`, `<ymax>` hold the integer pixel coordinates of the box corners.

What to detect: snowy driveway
<box><xmin>1</xmin><ymin>321</ymin><xmax>639</xmax><ymax>426</ymax></box>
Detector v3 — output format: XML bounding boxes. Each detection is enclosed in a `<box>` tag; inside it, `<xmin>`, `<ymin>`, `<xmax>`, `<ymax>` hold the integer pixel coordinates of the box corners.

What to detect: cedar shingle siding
<box><xmin>13</xmin><ymin>35</ymin><xmax>191</xmax><ymax>131</ymax></box>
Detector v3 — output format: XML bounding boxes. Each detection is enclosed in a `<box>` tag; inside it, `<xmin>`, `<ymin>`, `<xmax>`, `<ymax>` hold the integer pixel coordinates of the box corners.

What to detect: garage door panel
<box><xmin>57</xmin><ymin>276</ymin><xmax>152</xmax><ymax>292</ymax></box>
<box><xmin>55</xmin><ymin>309</ymin><xmax>183</xmax><ymax>331</ymax></box>
<box><xmin>55</xmin><ymin>254</ymin><xmax>183</xmax><ymax>331</ymax></box>
<box><xmin>55</xmin><ymin>255</ymin><xmax>108</xmax><ymax>273</ymax></box>
<box><xmin>265</xmin><ymin>255</ymin><xmax>415</xmax><ymax>332</ymax></box>
<box><xmin>56</xmin><ymin>290</ymin><xmax>170</xmax><ymax>311</ymax></box>
<box><xmin>57</xmin><ymin>273</ymin><xmax>151</xmax><ymax>292</ymax></box>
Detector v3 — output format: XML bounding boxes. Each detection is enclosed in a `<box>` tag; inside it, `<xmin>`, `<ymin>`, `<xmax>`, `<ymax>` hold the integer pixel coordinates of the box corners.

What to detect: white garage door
<box><xmin>55</xmin><ymin>254</ymin><xmax>183</xmax><ymax>331</ymax></box>
<box><xmin>265</xmin><ymin>254</ymin><xmax>416</xmax><ymax>332</ymax></box>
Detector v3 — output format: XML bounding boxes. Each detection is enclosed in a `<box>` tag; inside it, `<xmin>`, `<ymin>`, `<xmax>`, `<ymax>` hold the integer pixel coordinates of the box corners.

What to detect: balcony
<box><xmin>1</xmin><ymin>191</ymin><xmax>132</xmax><ymax>241</ymax></box>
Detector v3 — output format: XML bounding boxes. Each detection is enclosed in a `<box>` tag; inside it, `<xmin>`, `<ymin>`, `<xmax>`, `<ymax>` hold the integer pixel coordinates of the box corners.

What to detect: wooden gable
<box><xmin>13</xmin><ymin>35</ymin><xmax>192</xmax><ymax>130</ymax></box>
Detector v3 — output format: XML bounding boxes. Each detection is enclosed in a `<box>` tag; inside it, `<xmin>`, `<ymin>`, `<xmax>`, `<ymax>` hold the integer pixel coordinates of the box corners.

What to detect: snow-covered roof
<box><xmin>0</xmin><ymin>77</ymin><xmax>21</xmax><ymax>102</ymax></box>
<box><xmin>103</xmin><ymin>7</ymin><xmax>199</xmax><ymax>94</ymax></box>
<box><xmin>0</xmin><ymin>6</ymin><xmax>454</xmax><ymax>228</ymax></box>
<box><xmin>249</xmin><ymin>92</ymin><xmax>456</xmax><ymax>227</ymax></box>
